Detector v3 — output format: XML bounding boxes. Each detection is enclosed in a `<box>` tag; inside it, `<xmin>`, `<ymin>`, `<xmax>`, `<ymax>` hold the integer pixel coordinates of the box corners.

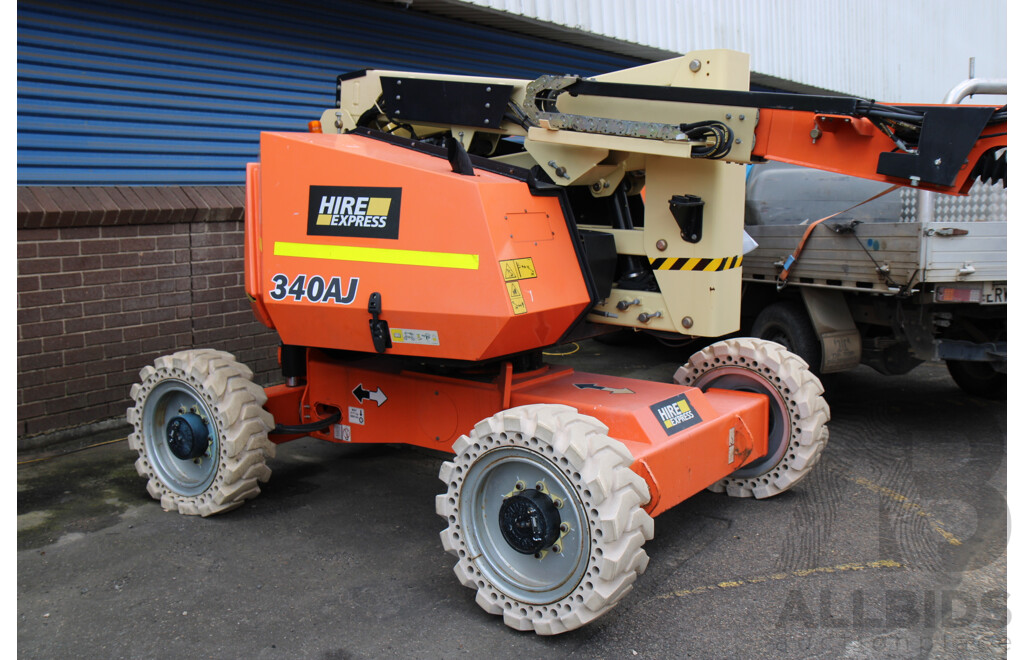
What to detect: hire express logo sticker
<box><xmin>650</xmin><ymin>393</ymin><xmax>703</xmax><ymax>435</ymax></box>
<box><xmin>308</xmin><ymin>186</ymin><xmax>401</xmax><ymax>239</ymax></box>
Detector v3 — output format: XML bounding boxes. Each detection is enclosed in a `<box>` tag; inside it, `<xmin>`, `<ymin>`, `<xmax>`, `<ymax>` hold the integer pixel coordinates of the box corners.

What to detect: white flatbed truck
<box><xmin>739</xmin><ymin>79</ymin><xmax>1006</xmax><ymax>397</ymax></box>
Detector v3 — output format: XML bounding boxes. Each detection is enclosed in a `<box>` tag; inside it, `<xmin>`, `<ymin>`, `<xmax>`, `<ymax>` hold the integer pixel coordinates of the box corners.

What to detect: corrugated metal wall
<box><xmin>16</xmin><ymin>0</ymin><xmax>642</xmax><ymax>185</ymax></box>
<box><xmin>454</xmin><ymin>0</ymin><xmax>1008</xmax><ymax>102</ymax></box>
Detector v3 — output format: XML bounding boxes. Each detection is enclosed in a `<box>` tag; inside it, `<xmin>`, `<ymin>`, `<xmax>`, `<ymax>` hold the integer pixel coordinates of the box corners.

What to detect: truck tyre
<box><xmin>946</xmin><ymin>360</ymin><xmax>1006</xmax><ymax>399</ymax></box>
<box><xmin>674</xmin><ymin>338</ymin><xmax>829</xmax><ymax>499</ymax></box>
<box><xmin>751</xmin><ymin>300</ymin><xmax>821</xmax><ymax>374</ymax></box>
<box><xmin>437</xmin><ymin>404</ymin><xmax>653</xmax><ymax>635</ymax></box>
<box><xmin>126</xmin><ymin>349</ymin><xmax>276</xmax><ymax>516</ymax></box>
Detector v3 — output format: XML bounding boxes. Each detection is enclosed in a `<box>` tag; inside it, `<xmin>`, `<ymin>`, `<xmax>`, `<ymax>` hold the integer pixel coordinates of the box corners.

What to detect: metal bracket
<box><xmin>368</xmin><ymin>292</ymin><xmax>392</xmax><ymax>353</ymax></box>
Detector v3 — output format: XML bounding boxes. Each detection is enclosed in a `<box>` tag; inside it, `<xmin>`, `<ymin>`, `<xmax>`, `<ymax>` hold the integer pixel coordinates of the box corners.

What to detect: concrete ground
<box><xmin>17</xmin><ymin>337</ymin><xmax>1006</xmax><ymax>659</ymax></box>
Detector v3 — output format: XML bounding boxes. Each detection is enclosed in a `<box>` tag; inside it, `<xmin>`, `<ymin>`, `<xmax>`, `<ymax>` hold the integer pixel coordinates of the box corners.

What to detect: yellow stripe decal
<box><xmin>274</xmin><ymin>242</ymin><xmax>480</xmax><ymax>270</ymax></box>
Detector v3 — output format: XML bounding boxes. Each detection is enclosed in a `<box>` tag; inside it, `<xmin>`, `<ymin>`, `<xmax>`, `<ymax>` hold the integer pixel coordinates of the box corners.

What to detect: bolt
<box><xmin>395</xmin><ymin>94</ymin><xmax>401</xmax><ymax>100</ymax></box>
<box><xmin>682</xmin><ymin>316</ymin><xmax>694</xmax><ymax>329</ymax></box>
<box><xmin>810</xmin><ymin>127</ymin><xmax>822</xmax><ymax>140</ymax></box>
<box><xmin>656</xmin><ymin>239</ymin><xmax>668</xmax><ymax>251</ymax></box>
<box><xmin>515</xmin><ymin>481</ymin><xmax>525</xmax><ymax>491</ymax></box>
<box><xmin>910</xmin><ymin>176</ymin><xmax>921</xmax><ymax>187</ymax></box>
<box><xmin>725</xmin><ymin>113</ymin><xmax>732</xmax><ymax>120</ymax></box>
<box><xmin>486</xmin><ymin>86</ymin><xmax>491</xmax><ymax>92</ymax></box>
<box><xmin>535</xmin><ymin>481</ymin><xmax>545</xmax><ymax>492</ymax></box>
<box><xmin>689</xmin><ymin>59</ymin><xmax>702</xmax><ymax>72</ymax></box>
<box><xmin>559</xmin><ymin>522</ymin><xmax>570</xmax><ymax>533</ymax></box>
<box><xmin>691</xmin><ymin>234</ymin><xmax>698</xmax><ymax>241</ymax></box>
<box><xmin>396</xmin><ymin>80</ymin><xmax>402</xmax><ymax>85</ymax></box>
<box><xmin>552</xmin><ymin>544</ymin><xmax>561</xmax><ymax>553</ymax></box>
<box><xmin>484</xmin><ymin>102</ymin><xmax>491</xmax><ymax>108</ymax></box>
<box><xmin>394</xmin><ymin>109</ymin><xmax>401</xmax><ymax>115</ymax></box>
<box><xmin>934</xmin><ymin>158</ymin><xmax>942</xmax><ymax>166</ymax></box>
<box><xmin>735</xmin><ymin>138</ymin><xmax>742</xmax><ymax>144</ymax></box>
<box><xmin>592</xmin><ymin>182</ymin><xmax>602</xmax><ymax>192</ymax></box>
<box><xmin>739</xmin><ymin>114</ymin><xmax>745</xmax><ymax>120</ymax></box>
<box><xmin>616</xmin><ymin>298</ymin><xmax>640</xmax><ymax>311</ymax></box>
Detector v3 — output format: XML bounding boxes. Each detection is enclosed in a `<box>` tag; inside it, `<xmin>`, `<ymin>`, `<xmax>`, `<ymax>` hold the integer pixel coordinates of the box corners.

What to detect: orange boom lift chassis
<box><xmin>126</xmin><ymin>51</ymin><xmax>1006</xmax><ymax>634</ymax></box>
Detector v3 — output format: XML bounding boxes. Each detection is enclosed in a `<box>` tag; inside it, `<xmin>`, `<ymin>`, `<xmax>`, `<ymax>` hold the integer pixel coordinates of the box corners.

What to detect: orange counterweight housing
<box><xmin>245</xmin><ymin>131</ymin><xmax>596</xmax><ymax>362</ymax></box>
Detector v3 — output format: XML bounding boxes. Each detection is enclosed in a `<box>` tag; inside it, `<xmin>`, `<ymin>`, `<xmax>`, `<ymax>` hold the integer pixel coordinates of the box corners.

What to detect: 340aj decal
<box><xmin>269</xmin><ymin>274</ymin><xmax>359</xmax><ymax>304</ymax></box>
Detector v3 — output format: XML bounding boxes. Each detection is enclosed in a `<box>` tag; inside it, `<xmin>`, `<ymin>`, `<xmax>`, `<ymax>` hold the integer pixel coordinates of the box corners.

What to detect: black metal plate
<box><xmin>380</xmin><ymin>77</ymin><xmax>514</xmax><ymax>129</ymax></box>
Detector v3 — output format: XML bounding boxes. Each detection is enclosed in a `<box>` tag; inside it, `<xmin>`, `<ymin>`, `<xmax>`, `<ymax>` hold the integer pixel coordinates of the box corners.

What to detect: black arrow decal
<box><xmin>352</xmin><ymin>383</ymin><xmax>388</xmax><ymax>407</ymax></box>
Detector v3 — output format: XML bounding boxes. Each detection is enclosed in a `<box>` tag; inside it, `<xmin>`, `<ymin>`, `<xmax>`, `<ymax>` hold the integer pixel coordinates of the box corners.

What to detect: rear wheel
<box><xmin>127</xmin><ymin>349</ymin><xmax>276</xmax><ymax>516</ymax></box>
<box><xmin>437</xmin><ymin>404</ymin><xmax>653</xmax><ymax>634</ymax></box>
<box><xmin>946</xmin><ymin>360</ymin><xmax>1006</xmax><ymax>399</ymax></box>
<box><xmin>674</xmin><ymin>338</ymin><xmax>829</xmax><ymax>498</ymax></box>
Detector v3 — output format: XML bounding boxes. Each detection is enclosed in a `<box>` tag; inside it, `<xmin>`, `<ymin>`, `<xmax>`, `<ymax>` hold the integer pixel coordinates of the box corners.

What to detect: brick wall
<box><xmin>17</xmin><ymin>187</ymin><xmax>282</xmax><ymax>444</ymax></box>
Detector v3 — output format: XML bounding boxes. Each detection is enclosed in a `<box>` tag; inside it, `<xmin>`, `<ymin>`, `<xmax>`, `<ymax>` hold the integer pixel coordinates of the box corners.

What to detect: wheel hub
<box><xmin>166</xmin><ymin>412</ymin><xmax>210</xmax><ymax>460</ymax></box>
<box><xmin>498</xmin><ymin>488</ymin><xmax>561</xmax><ymax>554</ymax></box>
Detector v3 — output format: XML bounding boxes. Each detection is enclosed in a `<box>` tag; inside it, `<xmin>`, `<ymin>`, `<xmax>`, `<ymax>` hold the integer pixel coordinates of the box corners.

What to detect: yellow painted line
<box><xmin>844</xmin><ymin>474</ymin><xmax>963</xmax><ymax>545</ymax></box>
<box><xmin>655</xmin><ymin>559</ymin><xmax>903</xmax><ymax>600</ymax></box>
<box><xmin>274</xmin><ymin>242</ymin><xmax>479</xmax><ymax>270</ymax></box>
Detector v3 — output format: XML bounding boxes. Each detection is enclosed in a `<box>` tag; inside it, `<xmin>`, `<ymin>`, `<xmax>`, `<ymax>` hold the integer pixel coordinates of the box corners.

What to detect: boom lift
<box><xmin>126</xmin><ymin>51</ymin><xmax>1007</xmax><ymax>634</ymax></box>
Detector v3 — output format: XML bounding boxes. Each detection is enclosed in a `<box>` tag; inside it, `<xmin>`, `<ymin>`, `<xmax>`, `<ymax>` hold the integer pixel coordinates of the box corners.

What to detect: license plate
<box><xmin>981</xmin><ymin>281</ymin><xmax>1007</xmax><ymax>305</ymax></box>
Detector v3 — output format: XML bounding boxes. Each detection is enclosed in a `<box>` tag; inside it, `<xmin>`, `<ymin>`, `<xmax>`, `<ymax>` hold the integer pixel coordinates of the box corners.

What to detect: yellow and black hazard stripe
<box><xmin>649</xmin><ymin>255</ymin><xmax>743</xmax><ymax>272</ymax></box>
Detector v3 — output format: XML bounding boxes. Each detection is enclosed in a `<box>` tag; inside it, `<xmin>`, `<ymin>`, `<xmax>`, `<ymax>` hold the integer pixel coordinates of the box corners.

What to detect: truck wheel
<box><xmin>946</xmin><ymin>360</ymin><xmax>1006</xmax><ymax>399</ymax></box>
<box><xmin>751</xmin><ymin>300</ymin><xmax>821</xmax><ymax>374</ymax></box>
<box><xmin>126</xmin><ymin>349</ymin><xmax>276</xmax><ymax>516</ymax></box>
<box><xmin>437</xmin><ymin>404</ymin><xmax>653</xmax><ymax>635</ymax></box>
<box><xmin>674</xmin><ymin>338</ymin><xmax>829</xmax><ymax>499</ymax></box>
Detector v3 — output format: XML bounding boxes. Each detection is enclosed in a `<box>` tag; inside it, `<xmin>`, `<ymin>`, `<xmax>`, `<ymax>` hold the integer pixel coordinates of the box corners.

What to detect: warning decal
<box><xmin>500</xmin><ymin>257</ymin><xmax>535</xmax><ymax>314</ymax></box>
<box><xmin>500</xmin><ymin>258</ymin><xmax>537</xmax><ymax>282</ymax></box>
<box><xmin>506</xmin><ymin>282</ymin><xmax>527</xmax><ymax>315</ymax></box>
<box><xmin>650</xmin><ymin>393</ymin><xmax>703</xmax><ymax>435</ymax></box>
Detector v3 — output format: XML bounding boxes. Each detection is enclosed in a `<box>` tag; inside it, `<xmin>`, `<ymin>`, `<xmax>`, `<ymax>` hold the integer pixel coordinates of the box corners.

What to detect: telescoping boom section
<box><xmin>127</xmin><ymin>50</ymin><xmax>1005</xmax><ymax>635</ymax></box>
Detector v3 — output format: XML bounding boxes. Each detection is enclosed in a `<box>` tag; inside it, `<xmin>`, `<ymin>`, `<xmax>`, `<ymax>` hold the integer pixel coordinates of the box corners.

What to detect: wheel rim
<box><xmin>694</xmin><ymin>367</ymin><xmax>790</xmax><ymax>478</ymax></box>
<box><xmin>142</xmin><ymin>379</ymin><xmax>220</xmax><ymax>496</ymax></box>
<box><xmin>461</xmin><ymin>447</ymin><xmax>590</xmax><ymax>605</ymax></box>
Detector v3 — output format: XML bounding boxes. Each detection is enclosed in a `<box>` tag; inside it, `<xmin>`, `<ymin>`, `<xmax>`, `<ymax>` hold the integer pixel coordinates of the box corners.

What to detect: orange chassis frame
<box><xmin>263</xmin><ymin>353</ymin><xmax>768</xmax><ymax>518</ymax></box>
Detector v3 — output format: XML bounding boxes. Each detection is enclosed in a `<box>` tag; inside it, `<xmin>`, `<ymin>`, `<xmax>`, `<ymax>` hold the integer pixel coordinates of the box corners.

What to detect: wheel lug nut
<box><xmin>514</xmin><ymin>481</ymin><xmax>525</xmax><ymax>491</ymax></box>
<box><xmin>535</xmin><ymin>481</ymin><xmax>544</xmax><ymax>491</ymax></box>
<box><xmin>551</xmin><ymin>545</ymin><xmax>561</xmax><ymax>553</ymax></box>
<box><xmin>559</xmin><ymin>523</ymin><xmax>569</xmax><ymax>533</ymax></box>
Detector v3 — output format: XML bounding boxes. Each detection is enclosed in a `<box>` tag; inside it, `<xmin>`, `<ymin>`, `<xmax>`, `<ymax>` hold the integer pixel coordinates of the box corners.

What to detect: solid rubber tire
<box><xmin>674</xmin><ymin>338</ymin><xmax>830</xmax><ymax>499</ymax></box>
<box><xmin>127</xmin><ymin>349</ymin><xmax>276</xmax><ymax>516</ymax></box>
<box><xmin>436</xmin><ymin>404</ymin><xmax>654</xmax><ymax>635</ymax></box>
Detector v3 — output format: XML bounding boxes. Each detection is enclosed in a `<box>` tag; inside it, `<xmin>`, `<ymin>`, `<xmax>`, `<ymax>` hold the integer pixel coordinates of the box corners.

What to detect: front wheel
<box><xmin>751</xmin><ymin>300</ymin><xmax>821</xmax><ymax>374</ymax></box>
<box><xmin>126</xmin><ymin>349</ymin><xmax>276</xmax><ymax>516</ymax></box>
<box><xmin>674</xmin><ymin>338</ymin><xmax>830</xmax><ymax>499</ymax></box>
<box><xmin>436</xmin><ymin>404</ymin><xmax>653</xmax><ymax>635</ymax></box>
